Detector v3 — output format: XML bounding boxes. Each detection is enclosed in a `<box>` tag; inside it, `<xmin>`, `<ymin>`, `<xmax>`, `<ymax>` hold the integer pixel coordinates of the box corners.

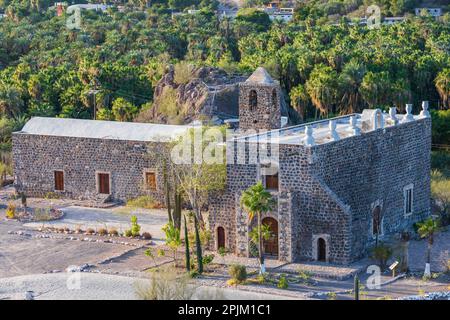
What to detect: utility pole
<box><xmin>88</xmin><ymin>89</ymin><xmax>100</xmax><ymax>120</ymax></box>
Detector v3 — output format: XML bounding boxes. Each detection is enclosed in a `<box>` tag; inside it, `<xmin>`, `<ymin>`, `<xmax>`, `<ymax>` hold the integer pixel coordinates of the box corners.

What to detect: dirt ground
<box><xmin>0</xmin><ymin>187</ymin><xmax>449</xmax><ymax>299</ymax></box>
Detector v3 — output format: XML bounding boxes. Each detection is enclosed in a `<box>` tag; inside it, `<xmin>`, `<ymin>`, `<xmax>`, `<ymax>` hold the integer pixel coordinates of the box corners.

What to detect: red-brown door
<box><xmin>262</xmin><ymin>217</ymin><xmax>278</xmax><ymax>256</ymax></box>
<box><xmin>98</xmin><ymin>173</ymin><xmax>110</xmax><ymax>194</ymax></box>
<box><xmin>54</xmin><ymin>171</ymin><xmax>64</xmax><ymax>191</ymax></box>
<box><xmin>217</xmin><ymin>227</ymin><xmax>225</xmax><ymax>249</ymax></box>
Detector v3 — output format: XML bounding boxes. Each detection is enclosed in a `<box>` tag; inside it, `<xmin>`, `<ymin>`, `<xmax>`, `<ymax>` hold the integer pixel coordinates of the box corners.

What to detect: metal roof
<box><xmin>17</xmin><ymin>117</ymin><xmax>191</xmax><ymax>142</ymax></box>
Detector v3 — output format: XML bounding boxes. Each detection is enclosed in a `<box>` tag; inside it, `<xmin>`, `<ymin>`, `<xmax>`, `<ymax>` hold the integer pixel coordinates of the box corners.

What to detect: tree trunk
<box><xmin>257</xmin><ymin>212</ymin><xmax>265</xmax><ymax>274</ymax></box>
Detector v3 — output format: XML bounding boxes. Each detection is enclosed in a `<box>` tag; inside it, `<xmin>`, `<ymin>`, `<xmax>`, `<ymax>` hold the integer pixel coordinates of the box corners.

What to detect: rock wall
<box><xmin>12</xmin><ymin>134</ymin><xmax>167</xmax><ymax>204</ymax></box>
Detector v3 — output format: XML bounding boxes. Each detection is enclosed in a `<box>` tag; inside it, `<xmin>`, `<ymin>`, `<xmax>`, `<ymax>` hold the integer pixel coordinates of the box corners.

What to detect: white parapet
<box><xmin>419</xmin><ymin>101</ymin><xmax>431</xmax><ymax>118</ymax></box>
<box><xmin>347</xmin><ymin>115</ymin><xmax>361</xmax><ymax>136</ymax></box>
<box><xmin>329</xmin><ymin>120</ymin><xmax>340</xmax><ymax>141</ymax></box>
<box><xmin>389</xmin><ymin>107</ymin><xmax>399</xmax><ymax>125</ymax></box>
<box><xmin>303</xmin><ymin>125</ymin><xmax>315</xmax><ymax>146</ymax></box>
<box><xmin>401</xmin><ymin>104</ymin><xmax>415</xmax><ymax>123</ymax></box>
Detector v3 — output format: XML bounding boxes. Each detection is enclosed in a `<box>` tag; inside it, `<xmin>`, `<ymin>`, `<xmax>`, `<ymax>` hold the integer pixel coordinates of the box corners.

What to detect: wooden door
<box><xmin>98</xmin><ymin>173</ymin><xmax>110</xmax><ymax>194</ymax></box>
<box><xmin>262</xmin><ymin>217</ymin><xmax>278</xmax><ymax>256</ymax></box>
<box><xmin>217</xmin><ymin>227</ymin><xmax>225</xmax><ymax>249</ymax></box>
<box><xmin>54</xmin><ymin>171</ymin><xmax>64</xmax><ymax>191</ymax></box>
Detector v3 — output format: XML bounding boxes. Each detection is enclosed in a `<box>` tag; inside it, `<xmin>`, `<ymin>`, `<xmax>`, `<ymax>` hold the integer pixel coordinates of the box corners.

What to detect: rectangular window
<box><xmin>54</xmin><ymin>171</ymin><xmax>64</xmax><ymax>191</ymax></box>
<box><xmin>265</xmin><ymin>173</ymin><xmax>279</xmax><ymax>191</ymax></box>
<box><xmin>145</xmin><ymin>171</ymin><xmax>157</xmax><ymax>191</ymax></box>
<box><xmin>97</xmin><ymin>173</ymin><xmax>110</xmax><ymax>194</ymax></box>
<box><xmin>404</xmin><ymin>184</ymin><xmax>414</xmax><ymax>216</ymax></box>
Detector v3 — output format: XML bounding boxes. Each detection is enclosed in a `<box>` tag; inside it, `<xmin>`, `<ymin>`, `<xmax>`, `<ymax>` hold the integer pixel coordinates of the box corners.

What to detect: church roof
<box><xmin>16</xmin><ymin>117</ymin><xmax>191</xmax><ymax>142</ymax></box>
<box><xmin>245</xmin><ymin>67</ymin><xmax>274</xmax><ymax>85</ymax></box>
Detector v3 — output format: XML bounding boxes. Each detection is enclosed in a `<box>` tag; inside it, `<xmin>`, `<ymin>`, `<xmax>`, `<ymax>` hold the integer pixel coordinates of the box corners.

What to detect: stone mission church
<box><xmin>12</xmin><ymin>67</ymin><xmax>431</xmax><ymax>264</ymax></box>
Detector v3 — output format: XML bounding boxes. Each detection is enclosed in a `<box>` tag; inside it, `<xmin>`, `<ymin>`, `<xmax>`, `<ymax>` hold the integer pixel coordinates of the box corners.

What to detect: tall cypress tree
<box><xmin>184</xmin><ymin>214</ymin><xmax>190</xmax><ymax>272</ymax></box>
<box><xmin>194</xmin><ymin>214</ymin><xmax>203</xmax><ymax>274</ymax></box>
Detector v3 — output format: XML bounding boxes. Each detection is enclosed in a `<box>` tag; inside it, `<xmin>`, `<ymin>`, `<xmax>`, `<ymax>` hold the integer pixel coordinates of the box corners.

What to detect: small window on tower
<box><xmin>272</xmin><ymin>88</ymin><xmax>277</xmax><ymax>105</ymax></box>
<box><xmin>249</xmin><ymin>90</ymin><xmax>257</xmax><ymax>111</ymax></box>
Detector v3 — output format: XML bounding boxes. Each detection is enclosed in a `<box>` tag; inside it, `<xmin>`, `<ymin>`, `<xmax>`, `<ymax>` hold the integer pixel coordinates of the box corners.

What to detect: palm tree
<box><xmin>417</xmin><ymin>217</ymin><xmax>440</xmax><ymax>278</ymax></box>
<box><xmin>435</xmin><ymin>68</ymin><xmax>449</xmax><ymax>110</ymax></box>
<box><xmin>240</xmin><ymin>182</ymin><xmax>275</xmax><ymax>274</ymax></box>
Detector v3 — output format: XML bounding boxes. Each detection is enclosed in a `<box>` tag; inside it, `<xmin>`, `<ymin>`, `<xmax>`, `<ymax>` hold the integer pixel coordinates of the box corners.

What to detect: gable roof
<box><xmin>245</xmin><ymin>67</ymin><xmax>274</xmax><ymax>85</ymax></box>
<box><xmin>16</xmin><ymin>117</ymin><xmax>191</xmax><ymax>142</ymax></box>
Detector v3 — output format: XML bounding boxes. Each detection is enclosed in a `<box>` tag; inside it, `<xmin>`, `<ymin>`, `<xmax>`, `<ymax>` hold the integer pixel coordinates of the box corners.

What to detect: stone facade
<box><xmin>238</xmin><ymin>67</ymin><xmax>281</xmax><ymax>131</ymax></box>
<box><xmin>12</xmin><ymin>134</ymin><xmax>167</xmax><ymax>204</ymax></box>
<box><xmin>12</xmin><ymin>67</ymin><xmax>432</xmax><ymax>265</ymax></box>
<box><xmin>209</xmin><ymin>116</ymin><xmax>431</xmax><ymax>264</ymax></box>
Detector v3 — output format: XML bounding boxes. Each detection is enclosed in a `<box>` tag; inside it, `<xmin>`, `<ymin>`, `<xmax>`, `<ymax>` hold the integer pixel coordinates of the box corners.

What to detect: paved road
<box><xmin>24</xmin><ymin>206</ymin><xmax>169</xmax><ymax>241</ymax></box>
<box><xmin>0</xmin><ymin>273</ymin><xmax>294</xmax><ymax>300</ymax></box>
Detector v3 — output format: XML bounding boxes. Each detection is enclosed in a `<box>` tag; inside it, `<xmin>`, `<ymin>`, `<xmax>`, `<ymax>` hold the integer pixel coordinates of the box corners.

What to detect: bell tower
<box><xmin>238</xmin><ymin>67</ymin><xmax>281</xmax><ymax>131</ymax></box>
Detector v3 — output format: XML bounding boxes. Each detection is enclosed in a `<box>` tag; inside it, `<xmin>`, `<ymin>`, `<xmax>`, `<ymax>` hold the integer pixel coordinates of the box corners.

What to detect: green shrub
<box><xmin>371</xmin><ymin>243</ymin><xmax>393</xmax><ymax>271</ymax></box>
<box><xmin>228</xmin><ymin>264</ymin><xmax>247</xmax><ymax>284</ymax></box>
<box><xmin>202</xmin><ymin>254</ymin><xmax>215</xmax><ymax>266</ymax></box>
<box><xmin>130</xmin><ymin>215</ymin><xmax>141</xmax><ymax>237</ymax></box>
<box><xmin>124</xmin><ymin>229</ymin><xmax>132</xmax><ymax>237</ymax></box>
<box><xmin>277</xmin><ymin>275</ymin><xmax>288</xmax><ymax>289</ymax></box>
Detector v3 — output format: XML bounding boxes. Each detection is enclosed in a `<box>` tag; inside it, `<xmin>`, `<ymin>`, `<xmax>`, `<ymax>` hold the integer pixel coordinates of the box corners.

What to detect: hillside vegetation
<box><xmin>0</xmin><ymin>0</ymin><xmax>447</xmax><ymax>154</ymax></box>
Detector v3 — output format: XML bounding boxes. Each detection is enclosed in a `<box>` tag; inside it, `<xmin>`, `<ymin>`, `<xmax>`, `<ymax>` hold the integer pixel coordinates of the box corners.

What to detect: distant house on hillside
<box><xmin>263</xmin><ymin>7</ymin><xmax>294</xmax><ymax>22</ymax></box>
<box><xmin>414</xmin><ymin>7</ymin><xmax>442</xmax><ymax>17</ymax></box>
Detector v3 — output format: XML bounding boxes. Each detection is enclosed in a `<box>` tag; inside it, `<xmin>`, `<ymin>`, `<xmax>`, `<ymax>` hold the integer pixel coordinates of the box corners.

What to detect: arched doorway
<box><xmin>262</xmin><ymin>217</ymin><xmax>278</xmax><ymax>256</ymax></box>
<box><xmin>317</xmin><ymin>238</ymin><xmax>326</xmax><ymax>261</ymax></box>
<box><xmin>372</xmin><ymin>205</ymin><xmax>381</xmax><ymax>237</ymax></box>
<box><xmin>217</xmin><ymin>226</ymin><xmax>225</xmax><ymax>250</ymax></box>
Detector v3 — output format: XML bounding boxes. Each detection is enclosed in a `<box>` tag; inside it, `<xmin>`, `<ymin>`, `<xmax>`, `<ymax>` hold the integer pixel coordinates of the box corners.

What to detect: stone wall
<box><xmin>12</xmin><ymin>134</ymin><xmax>167</xmax><ymax>204</ymax></box>
<box><xmin>310</xmin><ymin>118</ymin><xmax>432</xmax><ymax>260</ymax></box>
<box><xmin>209</xmin><ymin>118</ymin><xmax>431</xmax><ymax>264</ymax></box>
<box><xmin>238</xmin><ymin>83</ymin><xmax>281</xmax><ymax>131</ymax></box>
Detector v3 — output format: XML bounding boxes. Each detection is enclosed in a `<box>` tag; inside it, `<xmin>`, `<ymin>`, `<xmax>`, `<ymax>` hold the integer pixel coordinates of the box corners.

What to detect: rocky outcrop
<box><xmin>135</xmin><ymin>66</ymin><xmax>246</xmax><ymax>124</ymax></box>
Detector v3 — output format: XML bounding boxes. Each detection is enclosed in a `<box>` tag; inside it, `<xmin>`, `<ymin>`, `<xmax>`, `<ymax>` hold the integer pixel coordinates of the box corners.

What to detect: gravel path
<box><xmin>0</xmin><ymin>273</ymin><xmax>295</xmax><ymax>300</ymax></box>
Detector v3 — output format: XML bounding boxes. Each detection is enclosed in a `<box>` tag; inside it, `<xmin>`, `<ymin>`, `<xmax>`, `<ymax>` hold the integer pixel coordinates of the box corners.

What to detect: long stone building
<box><xmin>12</xmin><ymin>67</ymin><xmax>431</xmax><ymax>264</ymax></box>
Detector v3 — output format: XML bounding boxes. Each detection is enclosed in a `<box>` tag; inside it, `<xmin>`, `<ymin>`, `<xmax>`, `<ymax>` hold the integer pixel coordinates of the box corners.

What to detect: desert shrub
<box><xmin>5</xmin><ymin>202</ymin><xmax>16</xmax><ymax>219</ymax></box>
<box><xmin>142</xmin><ymin>232</ymin><xmax>152</xmax><ymax>240</ymax></box>
<box><xmin>126</xmin><ymin>195</ymin><xmax>161</xmax><ymax>209</ymax></box>
<box><xmin>108</xmin><ymin>228</ymin><xmax>119</xmax><ymax>236</ymax></box>
<box><xmin>44</xmin><ymin>192</ymin><xmax>61</xmax><ymax>199</ymax></box>
<box><xmin>124</xmin><ymin>229</ymin><xmax>132</xmax><ymax>237</ymax></box>
<box><xmin>174</xmin><ymin>61</ymin><xmax>194</xmax><ymax>85</ymax></box>
<box><xmin>327</xmin><ymin>292</ymin><xmax>337</xmax><ymax>300</ymax></box>
<box><xmin>135</xmin><ymin>267</ymin><xmax>195</xmax><ymax>300</ymax></box>
<box><xmin>277</xmin><ymin>275</ymin><xmax>288</xmax><ymax>289</ymax></box>
<box><xmin>33</xmin><ymin>208</ymin><xmax>53</xmax><ymax>221</ymax></box>
<box><xmin>228</xmin><ymin>264</ymin><xmax>247</xmax><ymax>285</ymax></box>
<box><xmin>156</xmin><ymin>86</ymin><xmax>178</xmax><ymax>119</ymax></box>
<box><xmin>431</xmin><ymin>170</ymin><xmax>450</xmax><ymax>226</ymax></box>
<box><xmin>97</xmin><ymin>228</ymin><xmax>108</xmax><ymax>236</ymax></box>
<box><xmin>86</xmin><ymin>228</ymin><xmax>95</xmax><ymax>235</ymax></box>
<box><xmin>371</xmin><ymin>243</ymin><xmax>393</xmax><ymax>271</ymax></box>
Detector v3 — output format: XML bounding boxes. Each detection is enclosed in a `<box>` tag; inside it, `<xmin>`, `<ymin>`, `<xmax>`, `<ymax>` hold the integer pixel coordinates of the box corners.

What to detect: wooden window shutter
<box><xmin>145</xmin><ymin>172</ymin><xmax>157</xmax><ymax>191</ymax></box>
